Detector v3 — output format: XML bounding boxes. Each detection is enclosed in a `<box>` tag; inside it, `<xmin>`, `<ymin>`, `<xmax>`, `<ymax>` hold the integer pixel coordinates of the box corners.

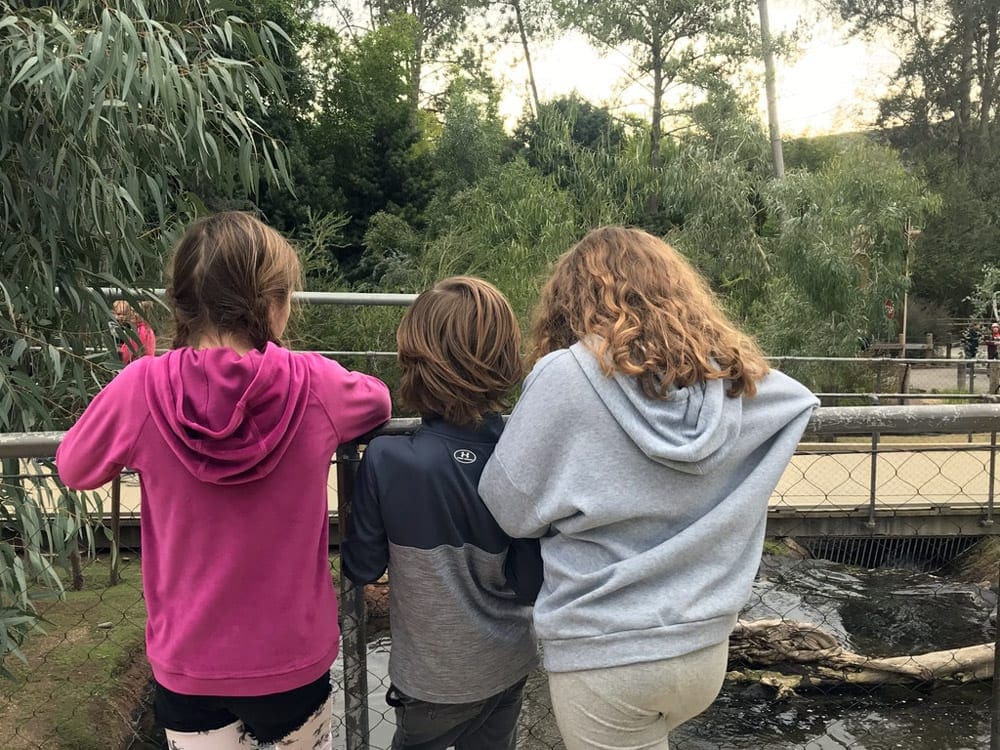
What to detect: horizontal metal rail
<box><xmin>804</xmin><ymin>404</ymin><xmax>1000</xmax><ymax>436</ymax></box>
<box><xmin>4</xmin><ymin>405</ymin><xmax>1000</xmax><ymax>458</ymax></box>
<box><xmin>309</xmin><ymin>351</ymin><xmax>997</xmax><ymax>366</ymax></box>
<box><xmin>769</xmin><ymin>356</ymin><xmax>984</xmax><ymax>365</ymax></box>
<box><xmin>97</xmin><ymin>287</ymin><xmax>418</xmax><ymax>306</ymax></box>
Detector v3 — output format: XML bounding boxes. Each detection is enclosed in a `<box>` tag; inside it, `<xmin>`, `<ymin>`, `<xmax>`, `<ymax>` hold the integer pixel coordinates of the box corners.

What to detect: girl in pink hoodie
<box><xmin>58</xmin><ymin>212</ymin><xmax>391</xmax><ymax>750</ymax></box>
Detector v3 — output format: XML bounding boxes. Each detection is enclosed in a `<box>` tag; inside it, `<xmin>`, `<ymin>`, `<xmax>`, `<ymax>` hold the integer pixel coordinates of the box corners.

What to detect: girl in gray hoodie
<box><xmin>478</xmin><ymin>227</ymin><xmax>818</xmax><ymax>750</ymax></box>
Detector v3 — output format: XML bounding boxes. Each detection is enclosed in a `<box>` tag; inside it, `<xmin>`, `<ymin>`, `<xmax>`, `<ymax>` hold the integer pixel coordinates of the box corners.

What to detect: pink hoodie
<box><xmin>57</xmin><ymin>343</ymin><xmax>390</xmax><ymax>696</ymax></box>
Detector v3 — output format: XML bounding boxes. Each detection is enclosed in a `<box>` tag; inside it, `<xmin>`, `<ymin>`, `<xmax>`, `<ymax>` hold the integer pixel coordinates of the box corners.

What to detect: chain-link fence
<box><xmin>330</xmin><ymin>405</ymin><xmax>1000</xmax><ymax>750</ymax></box>
<box><xmin>3</xmin><ymin>405</ymin><xmax>1000</xmax><ymax>749</ymax></box>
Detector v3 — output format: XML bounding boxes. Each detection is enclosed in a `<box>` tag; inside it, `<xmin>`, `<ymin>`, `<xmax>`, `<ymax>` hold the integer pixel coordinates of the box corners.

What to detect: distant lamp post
<box><xmin>901</xmin><ymin>221</ymin><xmax>921</xmax><ymax>354</ymax></box>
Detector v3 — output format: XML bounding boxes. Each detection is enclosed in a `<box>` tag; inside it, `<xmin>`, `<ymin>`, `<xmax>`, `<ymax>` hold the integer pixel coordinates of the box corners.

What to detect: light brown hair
<box><xmin>397</xmin><ymin>276</ymin><xmax>522</xmax><ymax>425</ymax></box>
<box><xmin>532</xmin><ymin>226</ymin><xmax>769</xmax><ymax>398</ymax></box>
<box><xmin>167</xmin><ymin>212</ymin><xmax>301</xmax><ymax>350</ymax></box>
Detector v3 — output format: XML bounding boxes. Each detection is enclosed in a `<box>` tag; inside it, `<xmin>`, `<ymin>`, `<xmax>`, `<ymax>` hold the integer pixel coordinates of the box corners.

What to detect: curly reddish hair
<box><xmin>531</xmin><ymin>226</ymin><xmax>769</xmax><ymax>398</ymax></box>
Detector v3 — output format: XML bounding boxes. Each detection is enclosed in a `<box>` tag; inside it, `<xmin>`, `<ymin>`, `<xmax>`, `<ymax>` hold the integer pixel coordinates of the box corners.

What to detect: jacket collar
<box><xmin>420</xmin><ymin>414</ymin><xmax>504</xmax><ymax>443</ymax></box>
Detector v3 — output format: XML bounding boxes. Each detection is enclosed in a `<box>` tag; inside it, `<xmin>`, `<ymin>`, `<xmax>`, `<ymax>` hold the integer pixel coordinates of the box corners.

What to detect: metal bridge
<box><xmin>3</xmin><ymin>404</ymin><xmax>1000</xmax><ymax>554</ymax></box>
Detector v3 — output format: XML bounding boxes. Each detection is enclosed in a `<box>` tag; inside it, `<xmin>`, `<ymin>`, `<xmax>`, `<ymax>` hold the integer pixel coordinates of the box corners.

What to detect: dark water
<box><xmin>673</xmin><ymin>557</ymin><xmax>996</xmax><ymax>750</ymax></box>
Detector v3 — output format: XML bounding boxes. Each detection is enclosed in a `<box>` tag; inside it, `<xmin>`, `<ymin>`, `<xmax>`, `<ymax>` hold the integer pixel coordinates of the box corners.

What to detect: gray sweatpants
<box><xmin>547</xmin><ymin>641</ymin><xmax>728</xmax><ymax>750</ymax></box>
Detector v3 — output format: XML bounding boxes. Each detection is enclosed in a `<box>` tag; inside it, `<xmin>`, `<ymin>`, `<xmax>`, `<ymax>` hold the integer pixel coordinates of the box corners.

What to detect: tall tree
<box><xmin>366</xmin><ymin>0</ymin><xmax>487</xmax><ymax>106</ymax></box>
<box><xmin>551</xmin><ymin>0</ymin><xmax>755</xmax><ymax>167</ymax></box>
<box><xmin>833</xmin><ymin>0</ymin><xmax>1000</xmax><ymax>164</ymax></box>
<box><xmin>307</xmin><ymin>16</ymin><xmax>435</xmax><ymax>263</ymax></box>
<box><xmin>0</xmin><ymin>0</ymin><xmax>290</xmax><ymax>431</ymax></box>
<box><xmin>832</xmin><ymin>0</ymin><xmax>1000</xmax><ymax>312</ymax></box>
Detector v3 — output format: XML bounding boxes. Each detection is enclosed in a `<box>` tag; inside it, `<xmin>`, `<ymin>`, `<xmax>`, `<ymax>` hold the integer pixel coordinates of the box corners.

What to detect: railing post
<box><xmin>109</xmin><ymin>475</ymin><xmax>121</xmax><ymax>585</ymax></box>
<box><xmin>337</xmin><ymin>443</ymin><xmax>370</xmax><ymax>750</ymax></box>
<box><xmin>868</xmin><ymin>431</ymin><xmax>879</xmax><ymax>530</ymax></box>
<box><xmin>971</xmin><ymin>360</ymin><xmax>978</xmax><ymax>443</ymax></box>
<box><xmin>992</xmin><ymin>557</ymin><xmax>1000</xmax><ymax>750</ymax></box>
<box><xmin>987</xmin><ymin>432</ymin><xmax>998</xmax><ymax>528</ymax></box>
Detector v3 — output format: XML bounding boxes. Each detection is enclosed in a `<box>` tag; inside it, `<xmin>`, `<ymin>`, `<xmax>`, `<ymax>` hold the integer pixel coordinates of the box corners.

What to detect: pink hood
<box><xmin>145</xmin><ymin>343</ymin><xmax>310</xmax><ymax>485</ymax></box>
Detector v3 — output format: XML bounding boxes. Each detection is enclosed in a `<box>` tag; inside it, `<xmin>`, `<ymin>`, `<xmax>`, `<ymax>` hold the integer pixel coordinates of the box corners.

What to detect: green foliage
<box><xmin>756</xmin><ymin>140</ymin><xmax>939</xmax><ymax>355</ymax></box>
<box><xmin>0</xmin><ymin>0</ymin><xmax>289</xmax><ymax>430</ymax></box>
<box><xmin>360</xmin><ymin>212</ymin><xmax>425</xmax><ymax>289</ymax></box>
<box><xmin>909</xmin><ymin>153</ymin><xmax>1000</xmax><ymax>313</ymax></box>
<box><xmin>513</xmin><ymin>95</ymin><xmax>626</xmax><ymax>165</ymax></box>
<box><xmin>420</xmin><ymin>159</ymin><xmax>578</xmax><ymax>322</ymax></box>
<box><xmin>307</xmin><ymin>16</ymin><xmax>434</xmax><ymax>261</ymax></box>
<box><xmin>967</xmin><ymin>264</ymin><xmax>1000</xmax><ymax>321</ymax></box>
<box><xmin>364</xmin><ymin>0</ymin><xmax>490</xmax><ymax>104</ymax></box>
<box><xmin>434</xmin><ymin>79</ymin><xmax>507</xmax><ymax>195</ymax></box>
<box><xmin>831</xmin><ymin>0</ymin><xmax>1000</xmax><ymax>313</ymax></box>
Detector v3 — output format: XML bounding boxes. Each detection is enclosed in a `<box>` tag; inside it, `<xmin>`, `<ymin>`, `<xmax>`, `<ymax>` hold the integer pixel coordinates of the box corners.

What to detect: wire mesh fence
<box><xmin>2</xmin><ymin>404</ymin><xmax>1000</xmax><ymax>749</ymax></box>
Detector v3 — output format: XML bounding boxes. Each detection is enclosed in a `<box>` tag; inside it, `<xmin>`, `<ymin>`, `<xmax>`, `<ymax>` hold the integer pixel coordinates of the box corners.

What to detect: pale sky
<box><xmin>322</xmin><ymin>1</ymin><xmax>900</xmax><ymax>137</ymax></box>
<box><xmin>488</xmin><ymin>1</ymin><xmax>900</xmax><ymax>136</ymax></box>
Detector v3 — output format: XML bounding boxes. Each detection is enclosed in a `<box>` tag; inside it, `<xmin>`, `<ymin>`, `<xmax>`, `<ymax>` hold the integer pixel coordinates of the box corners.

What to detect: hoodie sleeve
<box><xmin>341</xmin><ymin>445</ymin><xmax>388</xmax><ymax>584</ymax></box>
<box><xmin>479</xmin><ymin>352</ymin><xmax>577</xmax><ymax>539</ymax></box>
<box><xmin>312</xmin><ymin>357</ymin><xmax>391</xmax><ymax>445</ymax></box>
<box><xmin>57</xmin><ymin>361</ymin><xmax>149</xmax><ymax>490</ymax></box>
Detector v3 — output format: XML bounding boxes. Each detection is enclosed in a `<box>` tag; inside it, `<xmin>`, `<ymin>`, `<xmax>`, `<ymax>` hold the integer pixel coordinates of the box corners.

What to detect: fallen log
<box><xmin>357</xmin><ymin>587</ymin><xmax>993</xmax><ymax>696</ymax></box>
<box><xmin>728</xmin><ymin>618</ymin><xmax>994</xmax><ymax>697</ymax></box>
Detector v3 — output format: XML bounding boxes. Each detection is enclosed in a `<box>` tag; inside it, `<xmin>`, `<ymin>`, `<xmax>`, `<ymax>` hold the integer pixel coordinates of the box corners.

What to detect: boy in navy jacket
<box><xmin>342</xmin><ymin>276</ymin><xmax>541</xmax><ymax>750</ymax></box>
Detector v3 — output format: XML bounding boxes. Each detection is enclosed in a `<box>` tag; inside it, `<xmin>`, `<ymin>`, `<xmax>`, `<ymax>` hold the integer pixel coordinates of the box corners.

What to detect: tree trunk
<box><xmin>957</xmin><ymin>15</ymin><xmax>976</xmax><ymax>165</ymax></box>
<box><xmin>409</xmin><ymin>30</ymin><xmax>423</xmax><ymax>110</ymax></box>
<box><xmin>645</xmin><ymin>34</ymin><xmax>663</xmax><ymax>218</ymax></box>
<box><xmin>512</xmin><ymin>0</ymin><xmax>540</xmax><ymax>116</ymax></box>
<box><xmin>979</xmin><ymin>13</ymin><xmax>999</xmax><ymax>145</ymax></box>
<box><xmin>650</xmin><ymin>36</ymin><xmax>663</xmax><ymax>168</ymax></box>
<box><xmin>728</xmin><ymin>619</ymin><xmax>994</xmax><ymax>698</ymax></box>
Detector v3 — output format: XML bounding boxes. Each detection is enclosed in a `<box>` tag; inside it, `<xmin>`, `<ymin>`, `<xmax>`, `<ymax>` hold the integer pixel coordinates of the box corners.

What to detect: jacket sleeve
<box><xmin>56</xmin><ymin>363</ymin><xmax>146</xmax><ymax>490</ymax></box>
<box><xmin>504</xmin><ymin>538</ymin><xmax>543</xmax><ymax>605</ymax></box>
<box><xmin>313</xmin><ymin>357</ymin><xmax>392</xmax><ymax>445</ymax></box>
<box><xmin>340</xmin><ymin>447</ymin><xmax>389</xmax><ymax>585</ymax></box>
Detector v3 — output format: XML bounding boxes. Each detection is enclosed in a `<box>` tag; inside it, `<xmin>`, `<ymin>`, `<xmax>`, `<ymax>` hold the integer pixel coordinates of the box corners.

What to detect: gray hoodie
<box><xmin>478</xmin><ymin>342</ymin><xmax>819</xmax><ymax>673</ymax></box>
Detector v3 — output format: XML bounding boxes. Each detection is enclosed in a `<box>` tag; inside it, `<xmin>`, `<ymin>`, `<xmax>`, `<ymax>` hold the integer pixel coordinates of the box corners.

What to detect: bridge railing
<box><xmin>3</xmin><ymin>408</ymin><xmax>1000</xmax><ymax>748</ymax></box>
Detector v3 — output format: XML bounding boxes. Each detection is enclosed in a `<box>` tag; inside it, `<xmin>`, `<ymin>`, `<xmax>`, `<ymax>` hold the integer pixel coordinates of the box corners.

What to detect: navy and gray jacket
<box><xmin>341</xmin><ymin>415</ymin><xmax>541</xmax><ymax>704</ymax></box>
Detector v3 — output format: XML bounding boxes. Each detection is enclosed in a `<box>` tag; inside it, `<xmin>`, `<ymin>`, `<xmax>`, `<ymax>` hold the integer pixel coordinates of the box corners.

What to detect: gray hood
<box><xmin>570</xmin><ymin>341</ymin><xmax>816</xmax><ymax>476</ymax></box>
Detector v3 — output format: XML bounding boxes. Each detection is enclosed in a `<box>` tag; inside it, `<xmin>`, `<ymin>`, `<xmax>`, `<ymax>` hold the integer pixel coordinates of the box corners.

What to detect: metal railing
<box><xmin>5</xmin><ymin>408</ymin><xmax>1000</xmax><ymax>748</ymax></box>
<box><xmin>96</xmin><ymin>287</ymin><xmax>419</xmax><ymax>307</ymax></box>
<box><xmin>331</xmin><ymin>405</ymin><xmax>1000</xmax><ymax>750</ymax></box>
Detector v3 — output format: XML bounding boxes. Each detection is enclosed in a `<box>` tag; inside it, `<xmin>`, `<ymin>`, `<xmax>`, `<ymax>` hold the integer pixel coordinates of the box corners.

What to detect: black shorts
<box><xmin>154</xmin><ymin>673</ymin><xmax>331</xmax><ymax>744</ymax></box>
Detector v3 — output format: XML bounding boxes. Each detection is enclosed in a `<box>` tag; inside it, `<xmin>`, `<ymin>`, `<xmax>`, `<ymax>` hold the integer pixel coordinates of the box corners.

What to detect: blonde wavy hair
<box><xmin>532</xmin><ymin>226</ymin><xmax>769</xmax><ymax>398</ymax></box>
